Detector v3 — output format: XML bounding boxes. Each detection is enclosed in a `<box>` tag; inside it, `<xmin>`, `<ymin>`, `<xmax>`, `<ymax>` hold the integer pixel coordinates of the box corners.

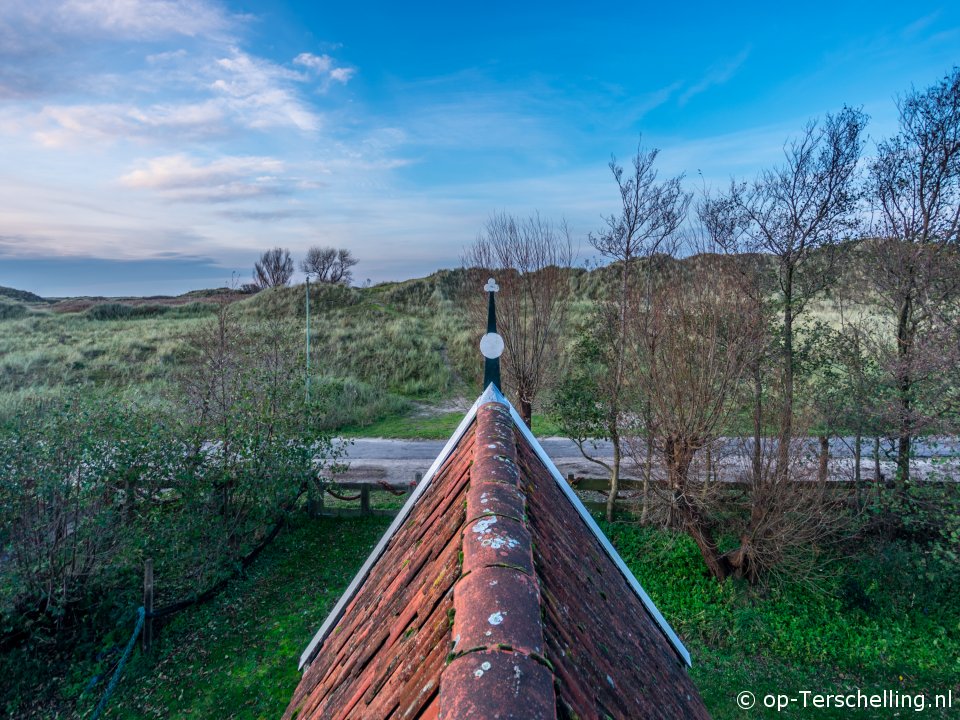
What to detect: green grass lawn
<box><xmin>30</xmin><ymin>513</ymin><xmax>950</xmax><ymax>719</ymax></box>
<box><xmin>604</xmin><ymin>523</ymin><xmax>960</xmax><ymax>719</ymax></box>
<box><xmin>87</xmin><ymin>516</ymin><xmax>390</xmax><ymax>719</ymax></box>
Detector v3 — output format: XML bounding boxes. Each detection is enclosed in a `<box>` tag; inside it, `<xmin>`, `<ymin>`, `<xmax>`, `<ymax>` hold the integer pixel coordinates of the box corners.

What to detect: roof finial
<box><xmin>480</xmin><ymin>277</ymin><xmax>503</xmax><ymax>391</ymax></box>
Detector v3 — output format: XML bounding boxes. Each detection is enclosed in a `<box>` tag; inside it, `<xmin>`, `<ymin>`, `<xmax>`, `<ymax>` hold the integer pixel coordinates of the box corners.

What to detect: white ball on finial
<box><xmin>480</xmin><ymin>332</ymin><xmax>504</xmax><ymax>359</ymax></box>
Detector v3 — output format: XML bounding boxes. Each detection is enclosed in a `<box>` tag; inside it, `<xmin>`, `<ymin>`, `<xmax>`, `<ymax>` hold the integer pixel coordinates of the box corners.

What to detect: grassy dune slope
<box><xmin>0</xmin><ymin>254</ymin><xmax>890</xmax><ymax>432</ymax></box>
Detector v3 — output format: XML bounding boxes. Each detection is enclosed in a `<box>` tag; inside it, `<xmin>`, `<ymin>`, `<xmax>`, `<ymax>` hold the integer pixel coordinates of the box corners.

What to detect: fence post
<box><xmin>360</xmin><ymin>485</ymin><xmax>370</xmax><ymax>515</ymax></box>
<box><xmin>309</xmin><ymin>482</ymin><xmax>325</xmax><ymax>518</ymax></box>
<box><xmin>142</xmin><ymin>559</ymin><xmax>154</xmax><ymax>653</ymax></box>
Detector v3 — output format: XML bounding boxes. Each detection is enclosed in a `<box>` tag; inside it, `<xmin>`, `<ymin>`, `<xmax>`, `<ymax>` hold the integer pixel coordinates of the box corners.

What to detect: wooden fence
<box><xmin>309</xmin><ymin>475</ymin><xmax>422</xmax><ymax>518</ymax></box>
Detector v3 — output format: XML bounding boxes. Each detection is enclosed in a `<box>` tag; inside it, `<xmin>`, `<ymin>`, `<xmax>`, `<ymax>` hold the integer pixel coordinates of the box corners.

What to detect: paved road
<box><xmin>335</xmin><ymin>435</ymin><xmax>960</xmax><ymax>485</ymax></box>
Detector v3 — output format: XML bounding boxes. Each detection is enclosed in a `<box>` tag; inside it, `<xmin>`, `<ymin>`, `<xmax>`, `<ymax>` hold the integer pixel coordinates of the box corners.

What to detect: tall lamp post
<box><xmin>305</xmin><ymin>274</ymin><xmax>311</xmax><ymax>403</ymax></box>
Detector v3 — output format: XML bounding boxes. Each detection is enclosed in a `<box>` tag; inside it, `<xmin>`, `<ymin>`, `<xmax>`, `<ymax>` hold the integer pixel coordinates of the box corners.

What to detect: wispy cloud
<box><xmin>216</xmin><ymin>208</ymin><xmax>313</xmax><ymax>222</ymax></box>
<box><xmin>294</xmin><ymin>52</ymin><xmax>357</xmax><ymax>88</ymax></box>
<box><xmin>294</xmin><ymin>52</ymin><xmax>333</xmax><ymax>74</ymax></box>
<box><xmin>329</xmin><ymin>67</ymin><xmax>356</xmax><ymax>84</ymax></box>
<box><xmin>31</xmin><ymin>101</ymin><xmax>226</xmax><ymax>147</ymax></box>
<box><xmin>902</xmin><ymin>11</ymin><xmax>940</xmax><ymax>38</ymax></box>
<box><xmin>119</xmin><ymin>154</ymin><xmax>288</xmax><ymax>203</ymax></box>
<box><xmin>210</xmin><ymin>50</ymin><xmax>323</xmax><ymax>130</ymax></box>
<box><xmin>58</xmin><ymin>0</ymin><xmax>236</xmax><ymax>40</ymax></box>
<box><xmin>678</xmin><ymin>47</ymin><xmax>751</xmax><ymax>106</ymax></box>
<box><xmin>21</xmin><ymin>45</ymin><xmax>341</xmax><ymax>146</ymax></box>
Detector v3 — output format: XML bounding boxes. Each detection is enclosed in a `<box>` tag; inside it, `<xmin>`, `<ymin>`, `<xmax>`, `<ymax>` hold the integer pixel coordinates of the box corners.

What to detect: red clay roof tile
<box><xmin>285</xmin><ymin>390</ymin><xmax>709</xmax><ymax>719</ymax></box>
<box><xmin>439</xmin><ymin>650</ymin><xmax>555</xmax><ymax>720</ymax></box>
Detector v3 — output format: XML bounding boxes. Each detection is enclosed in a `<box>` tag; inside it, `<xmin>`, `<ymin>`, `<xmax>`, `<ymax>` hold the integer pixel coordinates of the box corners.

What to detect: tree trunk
<box><xmin>640</xmin><ymin>436</ymin><xmax>653</xmax><ymax>525</ymax></box>
<box><xmin>854</xmin><ymin>430</ymin><xmax>862</xmax><ymax>507</ymax></box>
<box><xmin>895</xmin><ymin>294</ymin><xmax>913</xmax><ymax>490</ymax></box>
<box><xmin>681</xmin><ymin>508</ymin><xmax>731</xmax><ymax>581</ymax></box>
<box><xmin>703</xmin><ymin>443</ymin><xmax>713</xmax><ymax>498</ymax></box>
<box><xmin>817</xmin><ymin>435</ymin><xmax>829</xmax><ymax>486</ymax></box>
<box><xmin>778</xmin><ymin>269</ymin><xmax>794</xmax><ymax>478</ymax></box>
<box><xmin>752</xmin><ymin>360</ymin><xmax>763</xmax><ymax>485</ymax></box>
<box><xmin>853</xmin><ymin>431</ymin><xmax>862</xmax><ymax>484</ymax></box>
<box><xmin>873</xmin><ymin>436</ymin><xmax>882</xmax><ymax>483</ymax></box>
<box><xmin>605</xmin><ymin>433</ymin><xmax>621</xmax><ymax>522</ymax></box>
<box><xmin>641</xmin><ymin>406</ymin><xmax>653</xmax><ymax>524</ymax></box>
<box><xmin>519</xmin><ymin>398</ymin><xmax>533</xmax><ymax>429</ymax></box>
<box><xmin>669</xmin><ymin>442</ymin><xmax>731</xmax><ymax>581</ymax></box>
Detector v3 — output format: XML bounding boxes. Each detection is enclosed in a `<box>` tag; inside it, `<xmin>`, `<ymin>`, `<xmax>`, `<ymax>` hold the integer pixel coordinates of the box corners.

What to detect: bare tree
<box><xmin>253</xmin><ymin>247</ymin><xmax>294</xmax><ymax>288</ymax></box>
<box><xmin>696</xmin><ymin>190</ymin><xmax>774</xmax><ymax>487</ymax></box>
<box><xmin>301</xmin><ymin>246</ymin><xmax>358</xmax><ymax>285</ymax></box>
<box><xmin>463</xmin><ymin>212</ymin><xmax>574</xmax><ymax>426</ymax></box>
<box><xmin>868</xmin><ymin>67</ymin><xmax>960</xmax><ymax>489</ymax></box>
<box><xmin>673</xmin><ymin>189</ymin><xmax>857</xmax><ymax>585</ymax></box>
<box><xmin>730</xmin><ymin>107</ymin><xmax>867</xmax><ymax>477</ymax></box>
<box><xmin>643</xmin><ymin>262</ymin><xmax>764</xmax><ymax>579</ymax></box>
<box><xmin>587</xmin><ymin>143</ymin><xmax>690</xmax><ymax>521</ymax></box>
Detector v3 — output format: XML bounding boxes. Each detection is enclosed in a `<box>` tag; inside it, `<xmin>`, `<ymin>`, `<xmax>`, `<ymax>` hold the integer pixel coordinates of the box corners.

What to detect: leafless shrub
<box><xmin>631</xmin><ymin>261</ymin><xmax>764</xmax><ymax>578</ymax></box>
<box><xmin>301</xmin><ymin>246</ymin><xmax>358</xmax><ymax>285</ymax></box>
<box><xmin>725</xmin><ymin>434</ymin><xmax>854</xmax><ymax>589</ymax></box>
<box><xmin>253</xmin><ymin>247</ymin><xmax>294</xmax><ymax>288</ymax></box>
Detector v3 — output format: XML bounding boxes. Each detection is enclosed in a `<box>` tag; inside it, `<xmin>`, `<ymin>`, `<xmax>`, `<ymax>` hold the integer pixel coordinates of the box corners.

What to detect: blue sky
<box><xmin>0</xmin><ymin>1</ymin><xmax>958</xmax><ymax>296</ymax></box>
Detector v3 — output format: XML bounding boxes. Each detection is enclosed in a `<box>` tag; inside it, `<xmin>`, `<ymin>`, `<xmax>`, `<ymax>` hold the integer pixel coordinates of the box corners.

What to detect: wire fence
<box><xmin>89</xmin><ymin>606</ymin><xmax>144</xmax><ymax>720</ymax></box>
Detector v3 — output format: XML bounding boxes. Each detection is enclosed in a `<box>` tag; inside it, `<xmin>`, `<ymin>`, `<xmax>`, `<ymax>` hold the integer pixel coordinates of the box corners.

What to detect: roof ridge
<box><xmin>439</xmin><ymin>401</ymin><xmax>557</xmax><ymax>719</ymax></box>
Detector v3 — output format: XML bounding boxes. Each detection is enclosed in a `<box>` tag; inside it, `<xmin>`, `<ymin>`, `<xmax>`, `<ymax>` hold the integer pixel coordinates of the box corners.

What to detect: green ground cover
<box><xmin>605</xmin><ymin>523</ymin><xmax>960</xmax><ymax>718</ymax></box>
<box><xmin>8</xmin><ymin>513</ymin><xmax>952</xmax><ymax>718</ymax></box>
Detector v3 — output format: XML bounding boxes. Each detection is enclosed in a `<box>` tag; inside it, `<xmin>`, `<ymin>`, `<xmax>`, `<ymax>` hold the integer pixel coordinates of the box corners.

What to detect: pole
<box><xmin>305</xmin><ymin>275</ymin><xmax>311</xmax><ymax>403</ymax></box>
<box><xmin>483</xmin><ymin>281</ymin><xmax>501</xmax><ymax>391</ymax></box>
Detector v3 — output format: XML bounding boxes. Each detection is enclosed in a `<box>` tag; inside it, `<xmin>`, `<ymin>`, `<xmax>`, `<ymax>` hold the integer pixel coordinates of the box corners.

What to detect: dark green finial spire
<box><xmin>480</xmin><ymin>278</ymin><xmax>503</xmax><ymax>391</ymax></box>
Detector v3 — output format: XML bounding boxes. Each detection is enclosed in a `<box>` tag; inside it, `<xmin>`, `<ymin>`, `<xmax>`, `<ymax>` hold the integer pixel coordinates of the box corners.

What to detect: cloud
<box><xmin>902</xmin><ymin>11</ymin><xmax>940</xmax><ymax>38</ymax></box>
<box><xmin>294</xmin><ymin>51</ymin><xmax>356</xmax><ymax>87</ymax></box>
<box><xmin>120</xmin><ymin>154</ymin><xmax>288</xmax><ymax>203</ymax></box>
<box><xmin>217</xmin><ymin>208</ymin><xmax>313</xmax><ymax>222</ymax></box>
<box><xmin>146</xmin><ymin>49</ymin><xmax>189</xmax><ymax>64</ymax></box>
<box><xmin>31</xmin><ymin>101</ymin><xmax>226</xmax><ymax>146</ymax></box>
<box><xmin>329</xmin><ymin>67</ymin><xmax>356</xmax><ymax>84</ymax></box>
<box><xmin>23</xmin><ymin>46</ymin><xmax>336</xmax><ymax>146</ymax></box>
<box><xmin>678</xmin><ymin>47</ymin><xmax>751</xmax><ymax>106</ymax></box>
<box><xmin>211</xmin><ymin>50</ymin><xmax>322</xmax><ymax>130</ymax></box>
<box><xmin>58</xmin><ymin>0</ymin><xmax>235</xmax><ymax>40</ymax></box>
<box><xmin>294</xmin><ymin>53</ymin><xmax>333</xmax><ymax>74</ymax></box>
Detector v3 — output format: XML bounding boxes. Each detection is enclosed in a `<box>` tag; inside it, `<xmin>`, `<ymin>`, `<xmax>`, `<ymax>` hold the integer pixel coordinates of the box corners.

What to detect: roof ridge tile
<box><xmin>440</xmin><ymin>402</ymin><xmax>557</xmax><ymax>719</ymax></box>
